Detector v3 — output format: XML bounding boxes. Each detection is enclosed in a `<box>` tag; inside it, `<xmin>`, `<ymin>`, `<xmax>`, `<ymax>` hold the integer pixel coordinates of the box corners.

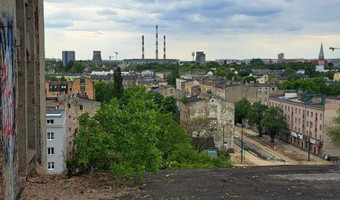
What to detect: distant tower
<box><xmin>278</xmin><ymin>53</ymin><xmax>284</xmax><ymax>60</ymax></box>
<box><xmin>318</xmin><ymin>43</ymin><xmax>325</xmax><ymax>66</ymax></box>
<box><xmin>192</xmin><ymin>52</ymin><xmax>195</xmax><ymax>62</ymax></box>
<box><xmin>319</xmin><ymin>43</ymin><xmax>324</xmax><ymax>60</ymax></box>
<box><xmin>142</xmin><ymin>35</ymin><xmax>145</xmax><ymax>59</ymax></box>
<box><xmin>92</xmin><ymin>51</ymin><xmax>103</xmax><ymax>66</ymax></box>
<box><xmin>163</xmin><ymin>35</ymin><xmax>166</xmax><ymax>60</ymax></box>
<box><xmin>156</xmin><ymin>25</ymin><xmax>159</xmax><ymax>60</ymax></box>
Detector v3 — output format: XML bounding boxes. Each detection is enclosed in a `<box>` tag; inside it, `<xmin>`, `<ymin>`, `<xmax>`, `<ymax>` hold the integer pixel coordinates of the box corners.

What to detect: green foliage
<box><xmin>279</xmin><ymin>78</ymin><xmax>340</xmax><ymax>96</ymax></box>
<box><xmin>327</xmin><ymin>109</ymin><xmax>340</xmax><ymax>148</ymax></box>
<box><xmin>246</xmin><ymin>102</ymin><xmax>268</xmax><ymax>136</ymax></box>
<box><xmin>68</xmin><ymin>87</ymin><xmax>232</xmax><ymax>180</ymax></box>
<box><xmin>235</xmin><ymin>98</ymin><xmax>251</xmax><ymax>124</ymax></box>
<box><xmin>160</xmin><ymin>96</ymin><xmax>180</xmax><ymax>122</ymax></box>
<box><xmin>261</xmin><ymin>107</ymin><xmax>288</xmax><ymax>143</ymax></box>
<box><xmin>250</xmin><ymin>58</ymin><xmax>264</xmax><ymax>66</ymax></box>
<box><xmin>113</xmin><ymin>67</ymin><xmax>124</xmax><ymax>99</ymax></box>
<box><xmin>167</xmin><ymin>67</ymin><xmax>180</xmax><ymax>86</ymax></box>
<box><xmin>94</xmin><ymin>81</ymin><xmax>107</xmax><ymax>102</ymax></box>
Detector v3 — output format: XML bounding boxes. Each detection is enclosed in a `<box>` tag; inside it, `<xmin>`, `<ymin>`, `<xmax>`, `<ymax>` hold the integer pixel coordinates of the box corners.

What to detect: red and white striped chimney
<box><xmin>156</xmin><ymin>25</ymin><xmax>159</xmax><ymax>60</ymax></box>
<box><xmin>142</xmin><ymin>35</ymin><xmax>145</xmax><ymax>59</ymax></box>
<box><xmin>163</xmin><ymin>35</ymin><xmax>166</xmax><ymax>60</ymax></box>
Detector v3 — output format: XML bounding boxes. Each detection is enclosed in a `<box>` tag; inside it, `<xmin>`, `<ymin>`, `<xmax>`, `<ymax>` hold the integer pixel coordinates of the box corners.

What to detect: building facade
<box><xmin>46</xmin><ymin>109</ymin><xmax>67</xmax><ymax>174</ymax></box>
<box><xmin>269</xmin><ymin>92</ymin><xmax>340</xmax><ymax>158</ymax></box>
<box><xmin>47</xmin><ymin>95</ymin><xmax>101</xmax><ymax>158</ymax></box>
<box><xmin>62</xmin><ymin>51</ymin><xmax>75</xmax><ymax>67</ymax></box>
<box><xmin>70</xmin><ymin>76</ymin><xmax>96</xmax><ymax>100</ymax></box>
<box><xmin>195</xmin><ymin>51</ymin><xmax>206</xmax><ymax>65</ymax></box>
<box><xmin>180</xmin><ymin>96</ymin><xmax>235</xmax><ymax>151</ymax></box>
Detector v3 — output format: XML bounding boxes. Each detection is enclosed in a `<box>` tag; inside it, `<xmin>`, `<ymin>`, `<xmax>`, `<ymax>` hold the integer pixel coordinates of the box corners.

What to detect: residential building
<box><xmin>46</xmin><ymin>109</ymin><xmax>67</xmax><ymax>174</ymax></box>
<box><xmin>70</xmin><ymin>76</ymin><xmax>96</xmax><ymax>100</ymax></box>
<box><xmin>155</xmin><ymin>70</ymin><xmax>171</xmax><ymax>81</ymax></box>
<box><xmin>195</xmin><ymin>51</ymin><xmax>206</xmax><ymax>65</ymax></box>
<box><xmin>180</xmin><ymin>96</ymin><xmax>235</xmax><ymax>151</ymax></box>
<box><xmin>62</xmin><ymin>51</ymin><xmax>75</xmax><ymax>67</ymax></box>
<box><xmin>45</xmin><ymin>80</ymin><xmax>70</xmax><ymax>98</ymax></box>
<box><xmin>269</xmin><ymin>92</ymin><xmax>340</xmax><ymax>158</ymax></box>
<box><xmin>47</xmin><ymin>95</ymin><xmax>101</xmax><ymax>158</ymax></box>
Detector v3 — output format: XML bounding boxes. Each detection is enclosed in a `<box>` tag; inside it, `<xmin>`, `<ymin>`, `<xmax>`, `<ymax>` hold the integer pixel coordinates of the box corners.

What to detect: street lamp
<box><xmin>241</xmin><ymin>118</ymin><xmax>245</xmax><ymax>164</ymax></box>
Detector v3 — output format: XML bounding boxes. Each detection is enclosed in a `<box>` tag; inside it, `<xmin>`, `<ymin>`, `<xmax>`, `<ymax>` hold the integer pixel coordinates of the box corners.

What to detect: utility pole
<box><xmin>222</xmin><ymin>126</ymin><xmax>225</xmax><ymax>154</ymax></box>
<box><xmin>308</xmin><ymin>126</ymin><xmax>311</xmax><ymax>161</ymax></box>
<box><xmin>241</xmin><ymin>118</ymin><xmax>245</xmax><ymax>164</ymax></box>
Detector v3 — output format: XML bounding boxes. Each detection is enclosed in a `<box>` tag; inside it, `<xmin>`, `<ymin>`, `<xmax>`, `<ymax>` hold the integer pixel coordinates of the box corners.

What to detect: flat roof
<box><xmin>46</xmin><ymin>109</ymin><xmax>65</xmax><ymax>117</ymax></box>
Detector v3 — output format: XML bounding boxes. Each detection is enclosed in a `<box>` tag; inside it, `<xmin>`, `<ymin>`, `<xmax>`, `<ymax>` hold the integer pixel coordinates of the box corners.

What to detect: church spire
<box><xmin>319</xmin><ymin>43</ymin><xmax>324</xmax><ymax>61</ymax></box>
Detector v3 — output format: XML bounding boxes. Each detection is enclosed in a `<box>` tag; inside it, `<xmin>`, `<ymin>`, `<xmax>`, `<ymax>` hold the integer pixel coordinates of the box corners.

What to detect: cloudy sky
<box><xmin>44</xmin><ymin>0</ymin><xmax>340</xmax><ymax>61</ymax></box>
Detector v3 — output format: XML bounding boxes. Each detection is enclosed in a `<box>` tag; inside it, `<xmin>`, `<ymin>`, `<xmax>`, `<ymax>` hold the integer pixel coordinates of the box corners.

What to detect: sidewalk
<box><xmin>234</xmin><ymin>127</ymin><xmax>330</xmax><ymax>166</ymax></box>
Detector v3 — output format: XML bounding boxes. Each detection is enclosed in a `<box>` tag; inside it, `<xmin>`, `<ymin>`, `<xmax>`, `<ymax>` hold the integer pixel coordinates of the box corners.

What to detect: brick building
<box><xmin>269</xmin><ymin>92</ymin><xmax>340</xmax><ymax>158</ymax></box>
<box><xmin>47</xmin><ymin>95</ymin><xmax>101</xmax><ymax>158</ymax></box>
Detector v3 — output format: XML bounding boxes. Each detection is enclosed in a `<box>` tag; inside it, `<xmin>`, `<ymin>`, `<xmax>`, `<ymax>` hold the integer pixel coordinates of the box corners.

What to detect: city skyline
<box><xmin>45</xmin><ymin>0</ymin><xmax>340</xmax><ymax>60</ymax></box>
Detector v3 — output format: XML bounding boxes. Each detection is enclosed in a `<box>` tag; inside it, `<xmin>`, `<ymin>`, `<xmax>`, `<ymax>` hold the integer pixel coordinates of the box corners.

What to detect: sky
<box><xmin>44</xmin><ymin>0</ymin><xmax>340</xmax><ymax>61</ymax></box>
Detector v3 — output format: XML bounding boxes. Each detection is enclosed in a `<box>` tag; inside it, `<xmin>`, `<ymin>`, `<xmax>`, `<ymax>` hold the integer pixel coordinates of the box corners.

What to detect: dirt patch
<box><xmin>20</xmin><ymin>174</ymin><xmax>143</xmax><ymax>200</ymax></box>
<box><xmin>20</xmin><ymin>165</ymin><xmax>340</xmax><ymax>200</ymax></box>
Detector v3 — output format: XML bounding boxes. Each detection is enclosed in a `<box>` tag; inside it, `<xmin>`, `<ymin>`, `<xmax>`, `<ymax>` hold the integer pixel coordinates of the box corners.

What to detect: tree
<box><xmin>94</xmin><ymin>81</ymin><xmax>106</xmax><ymax>102</ymax></box>
<box><xmin>247</xmin><ymin>102</ymin><xmax>268</xmax><ymax>137</ymax></box>
<box><xmin>167</xmin><ymin>67</ymin><xmax>180</xmax><ymax>86</ymax></box>
<box><xmin>327</xmin><ymin>109</ymin><xmax>340</xmax><ymax>148</ymax></box>
<box><xmin>113</xmin><ymin>67</ymin><xmax>124</xmax><ymax>99</ymax></box>
<box><xmin>235</xmin><ymin>98</ymin><xmax>251</xmax><ymax>124</ymax></box>
<box><xmin>260</xmin><ymin>107</ymin><xmax>288</xmax><ymax>143</ymax></box>
<box><xmin>160</xmin><ymin>96</ymin><xmax>180</xmax><ymax>122</ymax></box>
<box><xmin>250</xmin><ymin>58</ymin><xmax>264</xmax><ymax>66</ymax></box>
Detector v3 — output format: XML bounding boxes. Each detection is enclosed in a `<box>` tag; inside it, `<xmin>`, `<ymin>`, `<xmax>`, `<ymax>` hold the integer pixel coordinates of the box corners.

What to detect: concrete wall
<box><xmin>1</xmin><ymin>0</ymin><xmax>46</xmax><ymax>199</ymax></box>
<box><xmin>0</xmin><ymin>1</ymin><xmax>18</xmax><ymax>199</ymax></box>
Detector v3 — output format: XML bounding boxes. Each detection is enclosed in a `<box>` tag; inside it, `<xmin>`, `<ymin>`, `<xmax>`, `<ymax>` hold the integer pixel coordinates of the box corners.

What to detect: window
<box><xmin>69</xmin><ymin>127</ymin><xmax>71</xmax><ymax>131</ymax></box>
<box><xmin>320</xmin><ymin>114</ymin><xmax>323</xmax><ymax>120</ymax></box>
<box><xmin>48</xmin><ymin>147</ymin><xmax>54</xmax><ymax>155</ymax></box>
<box><xmin>47</xmin><ymin>120</ymin><xmax>54</xmax><ymax>124</ymax></box>
<box><xmin>320</xmin><ymin>124</ymin><xmax>322</xmax><ymax>130</ymax></box>
<box><xmin>299</xmin><ymin>109</ymin><xmax>301</xmax><ymax>114</ymax></box>
<box><xmin>307</xmin><ymin>111</ymin><xmax>309</xmax><ymax>117</ymax></box>
<box><xmin>285</xmin><ymin>106</ymin><xmax>287</xmax><ymax>111</ymax></box>
<box><xmin>47</xmin><ymin>132</ymin><xmax>54</xmax><ymax>140</ymax></box>
<box><xmin>48</xmin><ymin>162</ymin><xmax>54</xmax><ymax>170</ymax></box>
<box><xmin>310</xmin><ymin>122</ymin><xmax>313</xmax><ymax>128</ymax></box>
<box><xmin>68</xmin><ymin>103</ymin><xmax>71</xmax><ymax>108</ymax></box>
<box><xmin>51</xmin><ymin>92</ymin><xmax>55</xmax><ymax>95</ymax></box>
<box><xmin>311</xmin><ymin>112</ymin><xmax>313</xmax><ymax>118</ymax></box>
<box><xmin>69</xmin><ymin>115</ymin><xmax>71</xmax><ymax>119</ymax></box>
<box><xmin>298</xmin><ymin>119</ymin><xmax>300</xmax><ymax>124</ymax></box>
<box><xmin>307</xmin><ymin>121</ymin><xmax>309</xmax><ymax>127</ymax></box>
<box><xmin>80</xmin><ymin>105</ymin><xmax>83</xmax><ymax>110</ymax></box>
<box><xmin>288</xmin><ymin>107</ymin><xmax>290</xmax><ymax>112</ymax></box>
<box><xmin>295</xmin><ymin>108</ymin><xmax>297</xmax><ymax>114</ymax></box>
<box><xmin>295</xmin><ymin>118</ymin><xmax>297</xmax><ymax>123</ymax></box>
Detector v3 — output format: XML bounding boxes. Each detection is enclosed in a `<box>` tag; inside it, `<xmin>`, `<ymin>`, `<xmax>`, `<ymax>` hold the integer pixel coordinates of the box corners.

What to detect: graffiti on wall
<box><xmin>0</xmin><ymin>16</ymin><xmax>18</xmax><ymax>199</ymax></box>
<box><xmin>0</xmin><ymin>20</ymin><xmax>16</xmax><ymax>164</ymax></box>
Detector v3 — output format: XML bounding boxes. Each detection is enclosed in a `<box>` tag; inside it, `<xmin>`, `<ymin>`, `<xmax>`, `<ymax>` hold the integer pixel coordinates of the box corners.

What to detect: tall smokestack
<box><xmin>163</xmin><ymin>35</ymin><xmax>166</xmax><ymax>60</ymax></box>
<box><xmin>156</xmin><ymin>25</ymin><xmax>159</xmax><ymax>60</ymax></box>
<box><xmin>142</xmin><ymin>35</ymin><xmax>145</xmax><ymax>59</ymax></box>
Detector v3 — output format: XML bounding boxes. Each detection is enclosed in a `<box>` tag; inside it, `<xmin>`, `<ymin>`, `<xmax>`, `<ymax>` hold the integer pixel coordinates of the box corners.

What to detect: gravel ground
<box><xmin>21</xmin><ymin>165</ymin><xmax>340</xmax><ymax>200</ymax></box>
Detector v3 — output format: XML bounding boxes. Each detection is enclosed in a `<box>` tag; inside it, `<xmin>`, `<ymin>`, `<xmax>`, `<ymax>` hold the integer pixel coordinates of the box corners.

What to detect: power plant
<box><xmin>124</xmin><ymin>25</ymin><xmax>179</xmax><ymax>65</ymax></box>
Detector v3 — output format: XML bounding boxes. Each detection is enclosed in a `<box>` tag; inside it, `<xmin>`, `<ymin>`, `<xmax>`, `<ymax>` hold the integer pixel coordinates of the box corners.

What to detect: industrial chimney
<box><xmin>156</xmin><ymin>25</ymin><xmax>159</xmax><ymax>60</ymax></box>
<box><xmin>163</xmin><ymin>35</ymin><xmax>166</xmax><ymax>60</ymax></box>
<box><xmin>142</xmin><ymin>35</ymin><xmax>145</xmax><ymax>59</ymax></box>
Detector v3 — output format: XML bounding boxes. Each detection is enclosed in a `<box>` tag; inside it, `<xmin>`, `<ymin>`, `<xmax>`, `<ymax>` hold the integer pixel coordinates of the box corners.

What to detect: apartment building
<box><xmin>46</xmin><ymin>109</ymin><xmax>67</xmax><ymax>174</ymax></box>
<box><xmin>269</xmin><ymin>92</ymin><xmax>340</xmax><ymax>158</ymax></box>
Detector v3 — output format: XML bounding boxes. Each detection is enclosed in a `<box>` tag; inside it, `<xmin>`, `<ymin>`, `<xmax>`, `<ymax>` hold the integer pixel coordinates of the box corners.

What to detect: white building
<box><xmin>46</xmin><ymin>108</ymin><xmax>67</xmax><ymax>174</ymax></box>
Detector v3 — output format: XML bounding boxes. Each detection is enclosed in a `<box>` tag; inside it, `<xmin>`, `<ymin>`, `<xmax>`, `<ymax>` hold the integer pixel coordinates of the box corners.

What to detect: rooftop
<box><xmin>46</xmin><ymin>109</ymin><xmax>65</xmax><ymax>117</ymax></box>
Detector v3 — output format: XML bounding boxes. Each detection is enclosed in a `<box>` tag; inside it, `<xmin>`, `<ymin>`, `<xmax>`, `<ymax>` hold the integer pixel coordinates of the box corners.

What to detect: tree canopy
<box><xmin>261</xmin><ymin>107</ymin><xmax>288</xmax><ymax>143</ymax></box>
<box><xmin>327</xmin><ymin>109</ymin><xmax>340</xmax><ymax>148</ymax></box>
<box><xmin>235</xmin><ymin>98</ymin><xmax>251</xmax><ymax>124</ymax></box>
<box><xmin>247</xmin><ymin>102</ymin><xmax>268</xmax><ymax>137</ymax></box>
